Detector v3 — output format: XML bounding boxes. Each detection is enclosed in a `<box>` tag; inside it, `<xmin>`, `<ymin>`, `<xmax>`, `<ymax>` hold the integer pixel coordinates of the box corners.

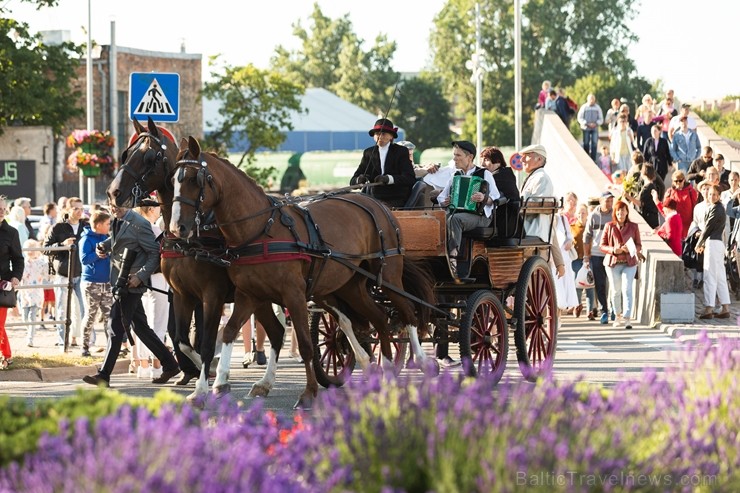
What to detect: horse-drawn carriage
<box><xmin>108</xmin><ymin>119</ymin><xmax>559</xmax><ymax>408</ymax></box>
<box><xmin>312</xmin><ymin>196</ymin><xmax>560</xmax><ymax>386</ymax></box>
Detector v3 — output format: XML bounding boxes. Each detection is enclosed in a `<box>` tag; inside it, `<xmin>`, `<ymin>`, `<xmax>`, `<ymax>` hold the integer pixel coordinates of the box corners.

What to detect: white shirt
<box><xmin>378</xmin><ymin>143</ymin><xmax>389</xmax><ymax>174</ymax></box>
<box><xmin>437</xmin><ymin>166</ymin><xmax>501</xmax><ymax>218</ymax></box>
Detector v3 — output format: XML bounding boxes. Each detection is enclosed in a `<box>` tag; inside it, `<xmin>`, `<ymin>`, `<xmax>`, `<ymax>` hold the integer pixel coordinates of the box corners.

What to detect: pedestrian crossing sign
<box><xmin>129</xmin><ymin>72</ymin><xmax>180</xmax><ymax>123</ymax></box>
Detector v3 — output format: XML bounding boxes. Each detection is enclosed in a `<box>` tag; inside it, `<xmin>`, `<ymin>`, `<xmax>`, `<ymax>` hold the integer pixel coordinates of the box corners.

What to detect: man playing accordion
<box><xmin>437</xmin><ymin>141</ymin><xmax>501</xmax><ymax>276</ymax></box>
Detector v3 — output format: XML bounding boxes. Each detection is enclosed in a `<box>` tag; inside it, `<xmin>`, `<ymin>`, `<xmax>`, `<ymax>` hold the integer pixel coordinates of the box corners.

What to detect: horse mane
<box><xmin>202</xmin><ymin>150</ymin><xmax>261</xmax><ymax>189</ymax></box>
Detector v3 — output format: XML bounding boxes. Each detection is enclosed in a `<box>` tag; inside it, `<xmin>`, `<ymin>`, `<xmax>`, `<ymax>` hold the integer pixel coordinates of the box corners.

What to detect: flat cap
<box><xmin>519</xmin><ymin>143</ymin><xmax>547</xmax><ymax>159</ymax></box>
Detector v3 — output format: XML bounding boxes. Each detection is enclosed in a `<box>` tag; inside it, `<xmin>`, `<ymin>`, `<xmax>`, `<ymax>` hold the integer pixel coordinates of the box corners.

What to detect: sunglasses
<box><xmin>673</xmin><ymin>179</ymin><xmax>684</xmax><ymax>183</ymax></box>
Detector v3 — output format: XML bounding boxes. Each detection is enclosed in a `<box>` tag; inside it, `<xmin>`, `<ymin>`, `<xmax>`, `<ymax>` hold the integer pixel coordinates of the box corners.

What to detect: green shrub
<box><xmin>0</xmin><ymin>388</ymin><xmax>183</xmax><ymax>467</ymax></box>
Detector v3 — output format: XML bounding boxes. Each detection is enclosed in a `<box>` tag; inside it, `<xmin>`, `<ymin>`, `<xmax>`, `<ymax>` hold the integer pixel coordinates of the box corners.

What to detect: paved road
<box><xmin>2</xmin><ymin>301</ymin><xmax>737</xmax><ymax>414</ymax></box>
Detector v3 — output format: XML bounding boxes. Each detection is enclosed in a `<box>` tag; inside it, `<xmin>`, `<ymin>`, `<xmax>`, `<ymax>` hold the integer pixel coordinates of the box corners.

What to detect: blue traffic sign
<box><xmin>129</xmin><ymin>72</ymin><xmax>180</xmax><ymax>123</ymax></box>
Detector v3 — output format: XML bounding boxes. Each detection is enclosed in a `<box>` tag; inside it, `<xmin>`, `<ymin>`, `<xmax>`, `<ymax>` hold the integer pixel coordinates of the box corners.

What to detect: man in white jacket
<box><xmin>520</xmin><ymin>144</ymin><xmax>554</xmax><ymax>242</ymax></box>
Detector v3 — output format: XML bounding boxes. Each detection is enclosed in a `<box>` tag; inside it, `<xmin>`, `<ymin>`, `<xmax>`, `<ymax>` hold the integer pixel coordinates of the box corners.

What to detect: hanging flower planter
<box><xmin>66</xmin><ymin>129</ymin><xmax>116</xmax><ymax>176</ymax></box>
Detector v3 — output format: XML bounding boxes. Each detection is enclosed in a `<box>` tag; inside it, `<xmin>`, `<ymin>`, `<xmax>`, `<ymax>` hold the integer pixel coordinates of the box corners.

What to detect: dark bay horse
<box><xmin>107</xmin><ymin>119</ymin><xmax>287</xmax><ymax>403</ymax></box>
<box><xmin>170</xmin><ymin>136</ymin><xmax>434</xmax><ymax>408</ymax></box>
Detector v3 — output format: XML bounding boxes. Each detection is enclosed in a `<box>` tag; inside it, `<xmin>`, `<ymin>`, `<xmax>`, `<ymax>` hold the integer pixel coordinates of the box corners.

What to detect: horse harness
<box><xmin>173</xmin><ymin>154</ymin><xmax>409</xmax><ymax>299</ymax></box>
<box><xmin>117</xmin><ymin>131</ymin><xmax>170</xmax><ymax>206</ymax></box>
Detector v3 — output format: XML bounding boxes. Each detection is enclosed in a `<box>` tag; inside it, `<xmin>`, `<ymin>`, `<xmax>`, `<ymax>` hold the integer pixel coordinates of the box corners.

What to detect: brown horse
<box><xmin>170</xmin><ymin>136</ymin><xmax>434</xmax><ymax>409</ymax></box>
<box><xmin>107</xmin><ymin>119</ymin><xmax>287</xmax><ymax>403</ymax></box>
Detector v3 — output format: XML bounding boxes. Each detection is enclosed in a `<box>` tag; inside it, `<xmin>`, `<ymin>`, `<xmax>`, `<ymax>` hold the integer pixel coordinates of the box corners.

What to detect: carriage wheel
<box><xmin>459</xmin><ymin>290</ymin><xmax>508</xmax><ymax>383</ymax></box>
<box><xmin>310</xmin><ymin>310</ymin><xmax>359</xmax><ymax>388</ymax></box>
<box><xmin>369</xmin><ymin>336</ymin><xmax>407</xmax><ymax>376</ymax></box>
<box><xmin>513</xmin><ymin>256</ymin><xmax>558</xmax><ymax>381</ymax></box>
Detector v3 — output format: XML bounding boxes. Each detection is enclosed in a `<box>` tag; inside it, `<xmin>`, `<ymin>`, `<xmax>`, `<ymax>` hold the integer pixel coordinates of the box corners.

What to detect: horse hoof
<box><xmin>421</xmin><ymin>358</ymin><xmax>440</xmax><ymax>377</ymax></box>
<box><xmin>186</xmin><ymin>394</ymin><xmax>206</xmax><ymax>409</ymax></box>
<box><xmin>248</xmin><ymin>384</ymin><xmax>270</xmax><ymax>398</ymax></box>
<box><xmin>366</xmin><ymin>362</ymin><xmax>383</xmax><ymax>376</ymax></box>
<box><xmin>293</xmin><ymin>396</ymin><xmax>313</xmax><ymax>410</ymax></box>
<box><xmin>213</xmin><ymin>383</ymin><xmax>231</xmax><ymax>396</ymax></box>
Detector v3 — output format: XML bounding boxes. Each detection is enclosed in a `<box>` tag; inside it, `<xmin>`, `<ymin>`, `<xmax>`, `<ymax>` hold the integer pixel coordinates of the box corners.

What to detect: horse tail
<box><xmin>401</xmin><ymin>258</ymin><xmax>436</xmax><ymax>335</ymax></box>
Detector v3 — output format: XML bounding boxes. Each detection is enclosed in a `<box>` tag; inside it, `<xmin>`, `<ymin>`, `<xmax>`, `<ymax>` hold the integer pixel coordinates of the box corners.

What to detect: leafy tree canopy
<box><xmin>430</xmin><ymin>0</ymin><xmax>645</xmax><ymax>144</ymax></box>
<box><xmin>270</xmin><ymin>2</ymin><xmax>398</xmax><ymax>115</ymax></box>
<box><xmin>391</xmin><ymin>73</ymin><xmax>452</xmax><ymax>150</ymax></box>
<box><xmin>201</xmin><ymin>57</ymin><xmax>305</xmax><ymax>186</ymax></box>
<box><xmin>0</xmin><ymin>0</ymin><xmax>84</xmax><ymax>135</ymax></box>
<box><xmin>270</xmin><ymin>3</ymin><xmax>453</xmax><ymax>151</ymax></box>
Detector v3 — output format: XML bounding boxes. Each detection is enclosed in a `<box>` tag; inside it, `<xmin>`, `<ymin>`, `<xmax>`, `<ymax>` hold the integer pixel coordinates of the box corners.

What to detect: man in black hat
<box><xmin>350</xmin><ymin>118</ymin><xmax>416</xmax><ymax>208</ymax></box>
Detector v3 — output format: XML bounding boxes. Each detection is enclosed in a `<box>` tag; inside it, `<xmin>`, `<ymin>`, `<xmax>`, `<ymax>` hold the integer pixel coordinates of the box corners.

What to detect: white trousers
<box><xmin>138</xmin><ymin>273</ymin><xmax>169</xmax><ymax>360</ymax></box>
<box><xmin>702</xmin><ymin>239</ymin><xmax>730</xmax><ymax>307</ymax></box>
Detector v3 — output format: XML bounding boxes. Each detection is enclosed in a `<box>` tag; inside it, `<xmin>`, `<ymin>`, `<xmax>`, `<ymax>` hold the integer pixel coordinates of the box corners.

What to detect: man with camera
<box><xmin>83</xmin><ymin>203</ymin><xmax>179</xmax><ymax>387</ymax></box>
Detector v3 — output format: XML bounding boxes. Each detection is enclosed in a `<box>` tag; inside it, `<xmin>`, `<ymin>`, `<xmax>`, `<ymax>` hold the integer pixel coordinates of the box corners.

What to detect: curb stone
<box><xmin>0</xmin><ymin>359</ymin><xmax>130</xmax><ymax>383</ymax></box>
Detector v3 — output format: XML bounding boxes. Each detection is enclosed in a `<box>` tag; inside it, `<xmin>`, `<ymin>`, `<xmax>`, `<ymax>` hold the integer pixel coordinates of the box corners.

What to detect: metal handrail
<box><xmin>8</xmin><ymin>244</ymin><xmax>77</xmax><ymax>352</ymax></box>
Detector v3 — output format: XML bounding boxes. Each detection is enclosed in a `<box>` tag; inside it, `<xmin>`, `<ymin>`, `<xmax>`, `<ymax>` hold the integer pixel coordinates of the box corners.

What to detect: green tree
<box><xmin>0</xmin><ymin>1</ymin><xmax>84</xmax><ymax>135</ymax></box>
<box><xmin>270</xmin><ymin>2</ymin><xmax>398</xmax><ymax>115</ymax></box>
<box><xmin>430</xmin><ymin>0</ymin><xmax>643</xmax><ymax>144</ymax></box>
<box><xmin>201</xmin><ymin>57</ymin><xmax>305</xmax><ymax>186</ymax></box>
<box><xmin>391</xmin><ymin>73</ymin><xmax>452</xmax><ymax>150</ymax></box>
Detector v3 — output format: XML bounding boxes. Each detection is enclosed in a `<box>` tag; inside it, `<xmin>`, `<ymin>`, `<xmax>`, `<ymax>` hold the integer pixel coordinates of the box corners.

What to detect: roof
<box><xmin>203</xmin><ymin>87</ymin><xmax>382</xmax><ymax>133</ymax></box>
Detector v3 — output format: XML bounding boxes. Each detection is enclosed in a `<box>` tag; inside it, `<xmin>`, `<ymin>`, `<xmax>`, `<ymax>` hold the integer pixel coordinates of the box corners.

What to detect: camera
<box><xmin>112</xmin><ymin>248</ymin><xmax>137</xmax><ymax>300</ymax></box>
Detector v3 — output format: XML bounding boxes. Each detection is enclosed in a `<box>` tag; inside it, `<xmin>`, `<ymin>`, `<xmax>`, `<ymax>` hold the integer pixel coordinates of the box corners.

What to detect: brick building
<box><xmin>65</xmin><ymin>44</ymin><xmax>203</xmax><ymax>159</ymax></box>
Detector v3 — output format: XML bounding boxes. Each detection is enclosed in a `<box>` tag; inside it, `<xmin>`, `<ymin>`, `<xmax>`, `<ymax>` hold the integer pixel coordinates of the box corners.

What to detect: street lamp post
<box><xmin>514</xmin><ymin>0</ymin><xmax>522</xmax><ymax>151</ymax></box>
<box><xmin>82</xmin><ymin>0</ymin><xmax>92</xmax><ymax>202</ymax></box>
<box><xmin>466</xmin><ymin>3</ymin><xmax>486</xmax><ymax>161</ymax></box>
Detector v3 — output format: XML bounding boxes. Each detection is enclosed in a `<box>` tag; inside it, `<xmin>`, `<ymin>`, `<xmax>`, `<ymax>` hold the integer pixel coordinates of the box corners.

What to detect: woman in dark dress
<box><xmin>480</xmin><ymin>146</ymin><xmax>520</xmax><ymax>237</ymax></box>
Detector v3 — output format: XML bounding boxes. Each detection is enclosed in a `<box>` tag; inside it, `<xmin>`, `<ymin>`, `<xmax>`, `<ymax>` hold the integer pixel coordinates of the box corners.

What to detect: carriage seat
<box><xmin>401</xmin><ymin>180</ymin><xmax>428</xmax><ymax>209</ymax></box>
<box><xmin>461</xmin><ymin>197</ymin><xmax>510</xmax><ymax>240</ymax></box>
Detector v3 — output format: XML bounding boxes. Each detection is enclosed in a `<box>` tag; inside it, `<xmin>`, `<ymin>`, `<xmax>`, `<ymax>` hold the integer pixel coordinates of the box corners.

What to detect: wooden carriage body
<box><xmin>313</xmin><ymin>197</ymin><xmax>562</xmax><ymax>386</ymax></box>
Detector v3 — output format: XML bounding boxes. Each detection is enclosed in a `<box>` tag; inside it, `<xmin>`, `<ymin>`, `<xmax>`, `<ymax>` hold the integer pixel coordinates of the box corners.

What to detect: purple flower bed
<box><xmin>0</xmin><ymin>333</ymin><xmax>738</xmax><ymax>492</ymax></box>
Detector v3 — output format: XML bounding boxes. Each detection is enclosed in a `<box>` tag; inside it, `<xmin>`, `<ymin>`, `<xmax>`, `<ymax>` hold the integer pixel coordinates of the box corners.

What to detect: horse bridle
<box><xmin>173</xmin><ymin>152</ymin><xmax>216</xmax><ymax>233</ymax></box>
<box><xmin>117</xmin><ymin>132</ymin><xmax>170</xmax><ymax>205</ymax></box>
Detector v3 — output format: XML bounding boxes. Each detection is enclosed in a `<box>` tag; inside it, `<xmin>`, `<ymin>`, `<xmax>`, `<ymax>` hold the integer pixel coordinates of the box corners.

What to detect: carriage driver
<box><xmin>350</xmin><ymin>118</ymin><xmax>416</xmax><ymax>208</ymax></box>
<box><xmin>437</xmin><ymin>141</ymin><xmax>501</xmax><ymax>275</ymax></box>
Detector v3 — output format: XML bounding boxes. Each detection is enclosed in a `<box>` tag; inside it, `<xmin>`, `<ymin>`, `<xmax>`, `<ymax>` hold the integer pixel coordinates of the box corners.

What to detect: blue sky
<box><xmin>7</xmin><ymin>0</ymin><xmax>738</xmax><ymax>101</ymax></box>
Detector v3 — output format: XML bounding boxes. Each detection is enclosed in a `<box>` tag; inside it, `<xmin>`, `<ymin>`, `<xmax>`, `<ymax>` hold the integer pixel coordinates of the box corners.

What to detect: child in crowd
<box><xmin>20</xmin><ymin>239</ymin><xmax>49</xmax><ymax>347</ymax></box>
<box><xmin>598</xmin><ymin>145</ymin><xmax>612</xmax><ymax>180</ymax></box>
<box><xmin>78</xmin><ymin>210</ymin><xmax>112</xmax><ymax>357</ymax></box>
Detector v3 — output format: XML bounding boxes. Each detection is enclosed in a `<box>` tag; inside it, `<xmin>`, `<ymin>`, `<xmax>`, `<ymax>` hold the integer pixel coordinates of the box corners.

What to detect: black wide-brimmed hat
<box><xmin>369</xmin><ymin>118</ymin><xmax>398</xmax><ymax>138</ymax></box>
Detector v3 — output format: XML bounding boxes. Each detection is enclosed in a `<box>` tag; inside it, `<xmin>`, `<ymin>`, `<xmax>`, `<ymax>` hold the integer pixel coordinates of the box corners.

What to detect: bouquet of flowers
<box><xmin>66</xmin><ymin>129</ymin><xmax>115</xmax><ymax>174</ymax></box>
<box><xmin>621</xmin><ymin>173</ymin><xmax>639</xmax><ymax>197</ymax></box>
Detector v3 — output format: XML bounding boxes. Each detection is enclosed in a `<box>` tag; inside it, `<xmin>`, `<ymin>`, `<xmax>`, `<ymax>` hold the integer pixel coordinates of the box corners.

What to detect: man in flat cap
<box><xmin>437</xmin><ymin>140</ymin><xmax>501</xmax><ymax>271</ymax></box>
<box><xmin>350</xmin><ymin>118</ymin><xmax>416</xmax><ymax>208</ymax></box>
<box><xmin>519</xmin><ymin>144</ymin><xmax>554</xmax><ymax>242</ymax></box>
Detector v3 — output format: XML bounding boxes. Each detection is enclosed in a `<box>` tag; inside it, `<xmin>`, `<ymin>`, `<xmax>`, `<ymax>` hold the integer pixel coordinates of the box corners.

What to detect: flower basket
<box><xmin>80</xmin><ymin>166</ymin><xmax>102</xmax><ymax>177</ymax></box>
<box><xmin>66</xmin><ymin>129</ymin><xmax>116</xmax><ymax>176</ymax></box>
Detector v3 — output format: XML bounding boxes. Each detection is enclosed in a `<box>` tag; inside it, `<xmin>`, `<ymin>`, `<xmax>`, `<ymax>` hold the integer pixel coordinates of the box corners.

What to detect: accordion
<box><xmin>449</xmin><ymin>175</ymin><xmax>489</xmax><ymax>215</ymax></box>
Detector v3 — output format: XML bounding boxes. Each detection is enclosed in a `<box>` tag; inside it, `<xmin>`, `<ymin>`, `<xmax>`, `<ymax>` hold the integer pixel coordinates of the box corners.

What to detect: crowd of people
<box><xmin>358</xmin><ymin>95</ymin><xmax>736</xmax><ymax>336</ymax></box>
<box><xmin>548</xmin><ymin>88</ymin><xmax>736</xmax><ymax>323</ymax></box>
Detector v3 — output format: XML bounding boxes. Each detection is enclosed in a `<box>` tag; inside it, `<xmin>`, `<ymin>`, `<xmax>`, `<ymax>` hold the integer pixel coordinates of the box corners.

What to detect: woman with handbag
<box><xmin>600</xmin><ymin>200</ymin><xmax>645</xmax><ymax>329</ymax></box>
<box><xmin>0</xmin><ymin>196</ymin><xmax>25</xmax><ymax>368</ymax></box>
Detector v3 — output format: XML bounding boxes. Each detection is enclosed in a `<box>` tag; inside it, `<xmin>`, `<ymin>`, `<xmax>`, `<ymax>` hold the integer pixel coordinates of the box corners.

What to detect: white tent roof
<box><xmin>203</xmin><ymin>87</ymin><xmax>381</xmax><ymax>133</ymax></box>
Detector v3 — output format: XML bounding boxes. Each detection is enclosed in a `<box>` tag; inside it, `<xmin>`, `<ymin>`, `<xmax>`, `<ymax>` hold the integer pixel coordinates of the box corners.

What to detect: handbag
<box><xmin>681</xmin><ymin>234</ymin><xmax>702</xmax><ymax>270</ymax></box>
<box><xmin>568</xmin><ymin>248</ymin><xmax>578</xmax><ymax>261</ymax></box>
<box><xmin>0</xmin><ymin>282</ymin><xmax>17</xmax><ymax>308</ymax></box>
